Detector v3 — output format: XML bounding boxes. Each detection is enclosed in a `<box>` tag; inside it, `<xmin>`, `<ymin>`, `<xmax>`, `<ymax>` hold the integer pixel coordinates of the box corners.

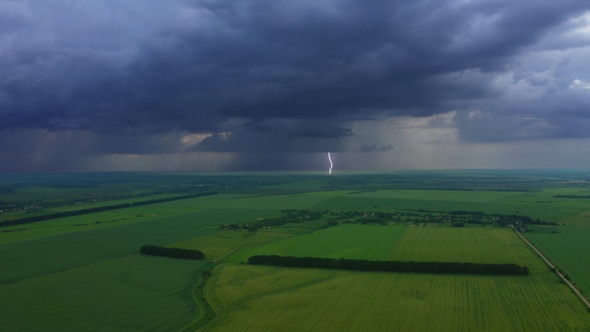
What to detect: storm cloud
<box><xmin>1</xmin><ymin>0</ymin><xmax>590</xmax><ymax>170</ymax></box>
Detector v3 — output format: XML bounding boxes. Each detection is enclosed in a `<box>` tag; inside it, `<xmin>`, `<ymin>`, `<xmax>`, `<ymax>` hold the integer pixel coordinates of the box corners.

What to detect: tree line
<box><xmin>554</xmin><ymin>194</ymin><xmax>590</xmax><ymax>199</ymax></box>
<box><xmin>221</xmin><ymin>208</ymin><xmax>556</xmax><ymax>233</ymax></box>
<box><xmin>140</xmin><ymin>244</ymin><xmax>205</xmax><ymax>260</ymax></box>
<box><xmin>248</xmin><ymin>255</ymin><xmax>529</xmax><ymax>276</ymax></box>
<box><xmin>0</xmin><ymin>192</ymin><xmax>216</xmax><ymax>228</ymax></box>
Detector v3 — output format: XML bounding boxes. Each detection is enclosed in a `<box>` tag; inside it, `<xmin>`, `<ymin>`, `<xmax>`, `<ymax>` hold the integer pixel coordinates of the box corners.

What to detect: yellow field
<box><xmin>388</xmin><ymin>227</ymin><xmax>542</xmax><ymax>269</ymax></box>
<box><xmin>202</xmin><ymin>226</ymin><xmax>590</xmax><ymax>331</ymax></box>
<box><xmin>203</xmin><ymin>264</ymin><xmax>590</xmax><ymax>332</ymax></box>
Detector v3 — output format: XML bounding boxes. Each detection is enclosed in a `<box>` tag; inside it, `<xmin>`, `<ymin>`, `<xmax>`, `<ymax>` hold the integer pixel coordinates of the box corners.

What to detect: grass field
<box><xmin>387</xmin><ymin>227</ymin><xmax>543</xmax><ymax>270</ymax></box>
<box><xmin>226</xmin><ymin>224</ymin><xmax>534</xmax><ymax>266</ymax></box>
<box><xmin>3</xmin><ymin>172</ymin><xmax>590</xmax><ymax>331</ymax></box>
<box><xmin>171</xmin><ymin>230</ymin><xmax>297</xmax><ymax>261</ymax></box>
<box><xmin>204</xmin><ymin>224</ymin><xmax>590</xmax><ymax>331</ymax></box>
<box><xmin>0</xmin><ymin>208</ymin><xmax>261</xmax><ymax>283</ymax></box>
<box><xmin>307</xmin><ymin>188</ymin><xmax>590</xmax><ymax>223</ymax></box>
<box><xmin>226</xmin><ymin>224</ymin><xmax>407</xmax><ymax>263</ymax></box>
<box><xmin>0</xmin><ymin>189</ymin><xmax>340</xmax><ymax>331</ymax></box>
<box><xmin>204</xmin><ymin>264</ymin><xmax>590</xmax><ymax>331</ymax></box>
<box><xmin>0</xmin><ymin>255</ymin><xmax>207</xmax><ymax>331</ymax></box>
<box><xmin>525</xmin><ymin>226</ymin><xmax>590</xmax><ymax>296</ymax></box>
<box><xmin>0</xmin><ymin>196</ymin><xmax>283</xmax><ymax>331</ymax></box>
<box><xmin>0</xmin><ymin>194</ymin><xmax>283</xmax><ymax>244</ymax></box>
<box><xmin>0</xmin><ymin>193</ymin><xmax>186</xmax><ymax>223</ymax></box>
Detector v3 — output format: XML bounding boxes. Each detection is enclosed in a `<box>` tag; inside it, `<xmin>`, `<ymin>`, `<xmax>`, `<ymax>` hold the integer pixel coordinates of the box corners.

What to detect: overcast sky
<box><xmin>2</xmin><ymin>0</ymin><xmax>590</xmax><ymax>172</ymax></box>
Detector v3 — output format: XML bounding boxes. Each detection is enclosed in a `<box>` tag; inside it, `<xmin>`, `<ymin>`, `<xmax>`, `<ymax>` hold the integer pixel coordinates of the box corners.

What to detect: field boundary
<box><xmin>248</xmin><ymin>255</ymin><xmax>530</xmax><ymax>275</ymax></box>
<box><xmin>511</xmin><ymin>225</ymin><xmax>590</xmax><ymax>311</ymax></box>
<box><xmin>0</xmin><ymin>192</ymin><xmax>217</xmax><ymax>227</ymax></box>
<box><xmin>177</xmin><ymin>264</ymin><xmax>216</xmax><ymax>332</ymax></box>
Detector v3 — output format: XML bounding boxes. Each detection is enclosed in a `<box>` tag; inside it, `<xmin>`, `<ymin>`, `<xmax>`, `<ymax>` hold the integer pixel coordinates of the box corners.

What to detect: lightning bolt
<box><xmin>328</xmin><ymin>152</ymin><xmax>333</xmax><ymax>175</ymax></box>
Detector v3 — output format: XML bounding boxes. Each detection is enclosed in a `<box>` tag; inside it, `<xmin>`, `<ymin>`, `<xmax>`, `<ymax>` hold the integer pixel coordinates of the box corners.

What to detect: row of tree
<box><xmin>0</xmin><ymin>192</ymin><xmax>216</xmax><ymax>228</ymax></box>
<box><xmin>140</xmin><ymin>244</ymin><xmax>205</xmax><ymax>260</ymax></box>
<box><xmin>554</xmin><ymin>194</ymin><xmax>590</xmax><ymax>199</ymax></box>
<box><xmin>248</xmin><ymin>255</ymin><xmax>530</xmax><ymax>276</ymax></box>
<box><xmin>224</xmin><ymin>208</ymin><xmax>556</xmax><ymax>232</ymax></box>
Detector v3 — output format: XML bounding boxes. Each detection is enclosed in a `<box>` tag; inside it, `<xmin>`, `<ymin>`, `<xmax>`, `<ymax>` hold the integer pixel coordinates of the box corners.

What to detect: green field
<box><xmin>205</xmin><ymin>264</ymin><xmax>589</xmax><ymax>331</ymax></box>
<box><xmin>311</xmin><ymin>189</ymin><xmax>590</xmax><ymax>223</ymax></box>
<box><xmin>0</xmin><ymin>207</ymin><xmax>272</xmax><ymax>283</ymax></box>
<box><xmin>227</xmin><ymin>224</ymin><xmax>541</xmax><ymax>268</ymax></box>
<box><xmin>0</xmin><ymin>194</ymin><xmax>282</xmax><ymax>331</ymax></box>
<box><xmin>208</xmin><ymin>224</ymin><xmax>590</xmax><ymax>331</ymax></box>
<box><xmin>2</xmin><ymin>171</ymin><xmax>590</xmax><ymax>331</ymax></box>
<box><xmin>525</xmin><ymin>226</ymin><xmax>590</xmax><ymax>296</ymax></box>
<box><xmin>0</xmin><ymin>256</ymin><xmax>207</xmax><ymax>331</ymax></box>
<box><xmin>387</xmin><ymin>227</ymin><xmax>539</xmax><ymax>268</ymax></box>
<box><xmin>171</xmin><ymin>231</ymin><xmax>297</xmax><ymax>261</ymax></box>
<box><xmin>226</xmin><ymin>224</ymin><xmax>407</xmax><ymax>263</ymax></box>
<box><xmin>0</xmin><ymin>194</ymin><xmax>289</xmax><ymax>244</ymax></box>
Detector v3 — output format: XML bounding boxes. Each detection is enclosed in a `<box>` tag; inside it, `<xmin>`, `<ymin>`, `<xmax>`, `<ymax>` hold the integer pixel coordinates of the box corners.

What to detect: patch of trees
<box><xmin>554</xmin><ymin>195</ymin><xmax>590</xmax><ymax>199</ymax></box>
<box><xmin>222</xmin><ymin>209</ymin><xmax>327</xmax><ymax>231</ymax></box>
<box><xmin>221</xmin><ymin>207</ymin><xmax>555</xmax><ymax>233</ymax></box>
<box><xmin>0</xmin><ymin>192</ymin><xmax>217</xmax><ymax>228</ymax></box>
<box><xmin>449</xmin><ymin>210</ymin><xmax>485</xmax><ymax>216</ymax></box>
<box><xmin>140</xmin><ymin>244</ymin><xmax>205</xmax><ymax>260</ymax></box>
<box><xmin>493</xmin><ymin>214</ymin><xmax>556</xmax><ymax>226</ymax></box>
<box><xmin>0</xmin><ymin>227</ymin><xmax>30</xmax><ymax>233</ymax></box>
<box><xmin>248</xmin><ymin>255</ymin><xmax>530</xmax><ymax>276</ymax></box>
<box><xmin>446</xmin><ymin>210</ymin><xmax>556</xmax><ymax>226</ymax></box>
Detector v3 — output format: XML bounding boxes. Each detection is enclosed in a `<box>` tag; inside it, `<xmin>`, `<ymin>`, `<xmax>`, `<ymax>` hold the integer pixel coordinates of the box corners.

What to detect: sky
<box><xmin>2</xmin><ymin>0</ymin><xmax>590</xmax><ymax>172</ymax></box>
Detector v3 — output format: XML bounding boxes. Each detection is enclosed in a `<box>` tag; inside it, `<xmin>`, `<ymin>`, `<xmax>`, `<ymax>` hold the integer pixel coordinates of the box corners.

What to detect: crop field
<box><xmin>206</xmin><ymin>224</ymin><xmax>590</xmax><ymax>331</ymax></box>
<box><xmin>0</xmin><ymin>195</ymin><xmax>281</xmax><ymax>244</ymax></box>
<box><xmin>227</xmin><ymin>225</ymin><xmax>541</xmax><ymax>268</ymax></box>
<box><xmin>2</xmin><ymin>171</ymin><xmax>590</xmax><ymax>331</ymax></box>
<box><xmin>0</xmin><ymin>256</ymin><xmax>206</xmax><ymax>332</ymax></box>
<box><xmin>311</xmin><ymin>189</ymin><xmax>589</xmax><ymax>223</ymax></box>
<box><xmin>0</xmin><ymin>195</ymin><xmax>281</xmax><ymax>331</ymax></box>
<box><xmin>0</xmin><ymin>207</ymin><xmax>269</xmax><ymax>283</ymax></box>
<box><xmin>204</xmin><ymin>264</ymin><xmax>590</xmax><ymax>331</ymax></box>
<box><xmin>171</xmin><ymin>231</ymin><xmax>297</xmax><ymax>261</ymax></box>
<box><xmin>387</xmin><ymin>227</ymin><xmax>544</xmax><ymax>269</ymax></box>
<box><xmin>226</xmin><ymin>224</ymin><xmax>408</xmax><ymax>263</ymax></box>
<box><xmin>525</xmin><ymin>226</ymin><xmax>590</xmax><ymax>296</ymax></box>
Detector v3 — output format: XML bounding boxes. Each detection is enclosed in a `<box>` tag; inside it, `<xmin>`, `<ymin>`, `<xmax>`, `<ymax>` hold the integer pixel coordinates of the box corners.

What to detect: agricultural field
<box><xmin>170</xmin><ymin>230</ymin><xmax>298</xmax><ymax>261</ymax></box>
<box><xmin>226</xmin><ymin>223</ymin><xmax>407</xmax><ymax>263</ymax></box>
<box><xmin>0</xmin><ymin>256</ymin><xmax>208</xmax><ymax>332</ymax></box>
<box><xmin>209</xmin><ymin>225</ymin><xmax>590</xmax><ymax>331</ymax></box>
<box><xmin>205</xmin><ymin>264</ymin><xmax>590</xmax><ymax>331</ymax></box>
<box><xmin>311</xmin><ymin>189</ymin><xmax>590</xmax><ymax>223</ymax></box>
<box><xmin>227</xmin><ymin>224</ymin><xmax>551</xmax><ymax>273</ymax></box>
<box><xmin>2</xmin><ymin>171</ymin><xmax>590</xmax><ymax>331</ymax></box>
<box><xmin>525</xmin><ymin>226</ymin><xmax>590</xmax><ymax>297</ymax></box>
<box><xmin>0</xmin><ymin>194</ymin><xmax>284</xmax><ymax>331</ymax></box>
<box><xmin>387</xmin><ymin>227</ymin><xmax>540</xmax><ymax>267</ymax></box>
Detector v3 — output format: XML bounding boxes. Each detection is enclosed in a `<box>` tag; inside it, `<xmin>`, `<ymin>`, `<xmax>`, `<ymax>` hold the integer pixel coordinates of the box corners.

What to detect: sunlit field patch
<box><xmin>205</xmin><ymin>264</ymin><xmax>590</xmax><ymax>332</ymax></box>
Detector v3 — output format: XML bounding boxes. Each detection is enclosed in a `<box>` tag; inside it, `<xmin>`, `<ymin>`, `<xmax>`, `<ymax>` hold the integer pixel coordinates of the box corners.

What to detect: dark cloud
<box><xmin>242</xmin><ymin>118</ymin><xmax>352</xmax><ymax>138</ymax></box>
<box><xmin>196</xmin><ymin>123</ymin><xmax>348</xmax><ymax>153</ymax></box>
<box><xmin>359</xmin><ymin>144</ymin><xmax>395</xmax><ymax>153</ymax></box>
<box><xmin>1</xmin><ymin>1</ymin><xmax>590</xmax><ymax>170</ymax></box>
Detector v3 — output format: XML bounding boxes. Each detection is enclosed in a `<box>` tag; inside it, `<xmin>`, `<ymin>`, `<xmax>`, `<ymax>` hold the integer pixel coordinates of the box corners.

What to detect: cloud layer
<box><xmin>1</xmin><ymin>0</ymin><xmax>590</xmax><ymax>170</ymax></box>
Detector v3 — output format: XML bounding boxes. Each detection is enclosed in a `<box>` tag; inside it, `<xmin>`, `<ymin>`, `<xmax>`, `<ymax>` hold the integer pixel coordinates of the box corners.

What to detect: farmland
<box><xmin>205</xmin><ymin>264</ymin><xmax>589</xmax><ymax>331</ymax></box>
<box><xmin>525</xmin><ymin>226</ymin><xmax>590</xmax><ymax>296</ymax></box>
<box><xmin>0</xmin><ymin>256</ymin><xmax>208</xmax><ymax>332</ymax></box>
<box><xmin>1</xmin><ymin>170</ymin><xmax>590</xmax><ymax>331</ymax></box>
<box><xmin>226</xmin><ymin>224</ymin><xmax>407</xmax><ymax>263</ymax></box>
<box><xmin>206</xmin><ymin>224</ymin><xmax>590</xmax><ymax>331</ymax></box>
